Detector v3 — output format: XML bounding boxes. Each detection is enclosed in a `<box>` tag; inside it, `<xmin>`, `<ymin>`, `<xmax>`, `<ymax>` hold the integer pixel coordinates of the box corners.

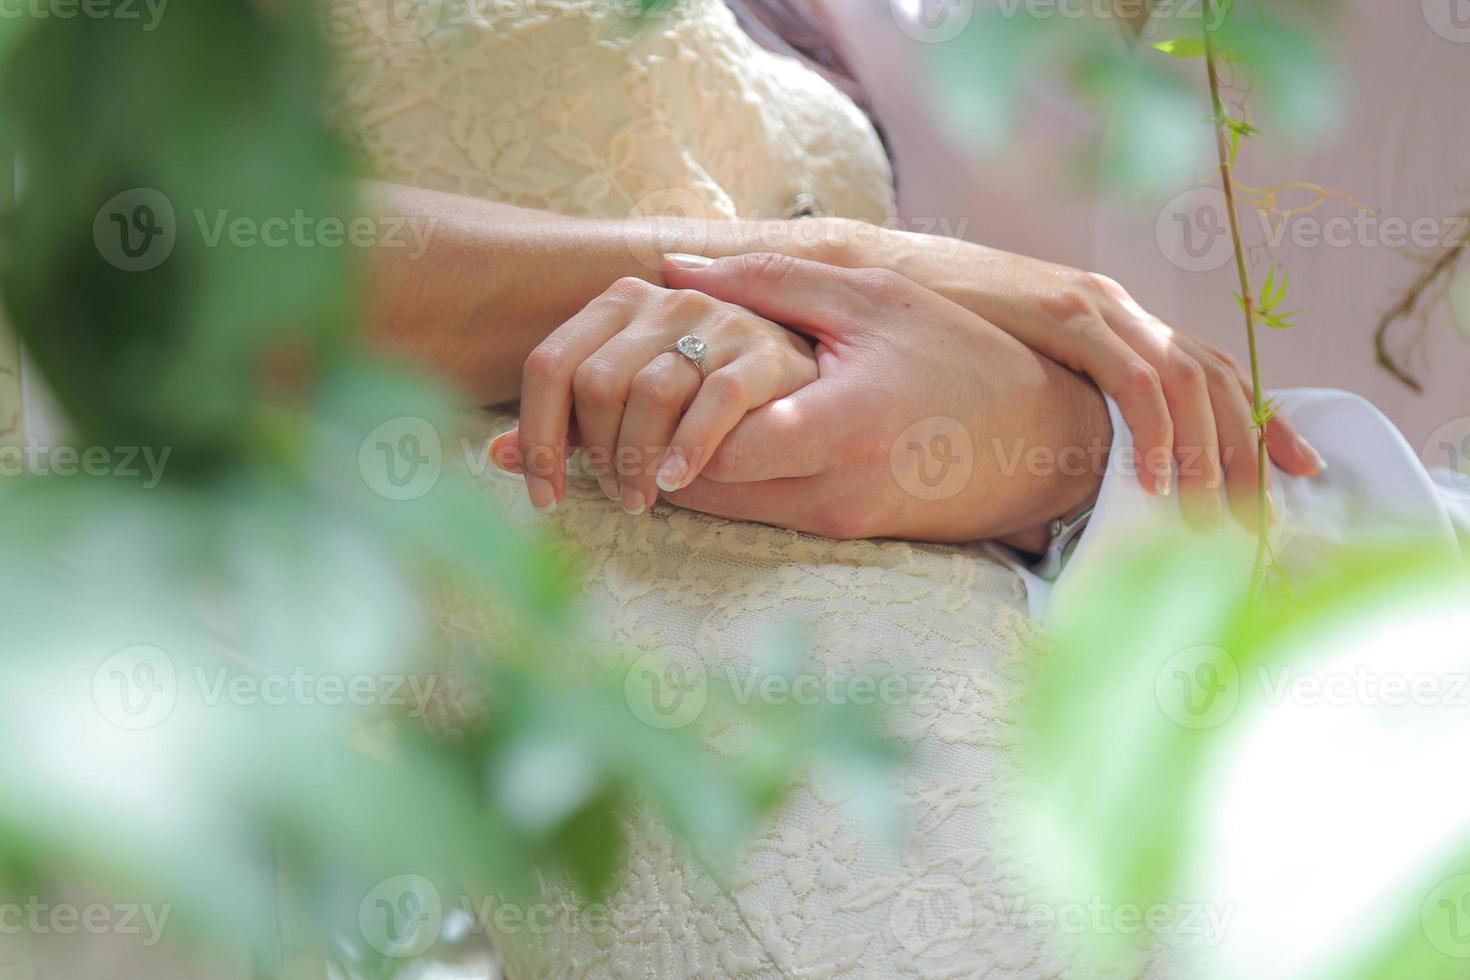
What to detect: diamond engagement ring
<box><xmin>665</xmin><ymin>334</ymin><xmax>708</xmax><ymax>379</ymax></box>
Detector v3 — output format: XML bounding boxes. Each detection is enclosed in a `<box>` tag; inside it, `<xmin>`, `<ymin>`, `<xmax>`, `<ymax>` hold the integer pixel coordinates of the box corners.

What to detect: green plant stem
<box><xmin>1201</xmin><ymin>0</ymin><xmax>1270</xmax><ymax>592</ymax></box>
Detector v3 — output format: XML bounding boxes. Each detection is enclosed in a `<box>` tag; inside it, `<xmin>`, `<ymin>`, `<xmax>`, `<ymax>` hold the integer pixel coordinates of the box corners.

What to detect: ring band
<box><xmin>664</xmin><ymin>334</ymin><xmax>708</xmax><ymax>379</ymax></box>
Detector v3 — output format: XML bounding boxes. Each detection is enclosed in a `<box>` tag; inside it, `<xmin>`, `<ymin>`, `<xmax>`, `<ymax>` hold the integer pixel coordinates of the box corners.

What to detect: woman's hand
<box><xmin>833</xmin><ymin>223</ymin><xmax>1325</xmax><ymax>531</ymax></box>
<box><xmin>502</xmin><ymin>278</ymin><xmax>817</xmax><ymax>515</ymax></box>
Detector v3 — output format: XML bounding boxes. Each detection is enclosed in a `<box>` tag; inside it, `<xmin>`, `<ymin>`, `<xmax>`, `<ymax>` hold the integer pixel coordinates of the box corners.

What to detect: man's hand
<box><xmin>654</xmin><ymin>253</ymin><xmax>1114</xmax><ymax>546</ymax></box>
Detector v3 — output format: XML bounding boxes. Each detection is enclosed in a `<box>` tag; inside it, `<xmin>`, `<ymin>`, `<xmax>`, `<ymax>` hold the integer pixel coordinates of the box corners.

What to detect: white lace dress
<box><xmin>325</xmin><ymin>2</ymin><xmax>1075</xmax><ymax>976</ymax></box>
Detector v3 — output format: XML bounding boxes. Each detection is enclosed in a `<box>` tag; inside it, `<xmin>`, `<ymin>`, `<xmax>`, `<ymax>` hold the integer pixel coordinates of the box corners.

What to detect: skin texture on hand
<box><xmin>495</xmin><ymin>254</ymin><xmax>1114</xmax><ymax>546</ymax></box>
<box><xmin>839</xmin><ymin>221</ymin><xmax>1325</xmax><ymax>532</ymax></box>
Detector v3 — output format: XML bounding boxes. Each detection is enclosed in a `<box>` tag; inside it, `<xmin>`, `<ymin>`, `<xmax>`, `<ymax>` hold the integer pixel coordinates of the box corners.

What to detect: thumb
<box><xmin>661</xmin><ymin>252</ymin><xmax>875</xmax><ymax>344</ymax></box>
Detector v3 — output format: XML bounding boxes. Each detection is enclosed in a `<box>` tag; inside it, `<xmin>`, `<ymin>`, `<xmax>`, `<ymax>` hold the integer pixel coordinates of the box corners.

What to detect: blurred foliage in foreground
<box><xmin>1019</xmin><ymin>532</ymin><xmax>1470</xmax><ymax>980</ymax></box>
<box><xmin>0</xmin><ymin>2</ymin><xmax>895</xmax><ymax>977</ymax></box>
<box><xmin>917</xmin><ymin>0</ymin><xmax>1343</xmax><ymax>194</ymax></box>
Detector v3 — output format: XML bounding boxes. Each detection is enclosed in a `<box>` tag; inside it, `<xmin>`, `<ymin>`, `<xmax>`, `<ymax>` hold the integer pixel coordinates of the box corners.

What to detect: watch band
<box><xmin>1032</xmin><ymin>501</ymin><xmax>1096</xmax><ymax>582</ymax></box>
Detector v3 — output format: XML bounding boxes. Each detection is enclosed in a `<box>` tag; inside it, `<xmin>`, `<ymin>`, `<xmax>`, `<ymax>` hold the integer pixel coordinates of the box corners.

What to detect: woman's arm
<box><xmin>360</xmin><ymin>181</ymin><xmax>849</xmax><ymax>404</ymax></box>
<box><xmin>361</xmin><ymin>179</ymin><xmax>1319</xmax><ymax>529</ymax></box>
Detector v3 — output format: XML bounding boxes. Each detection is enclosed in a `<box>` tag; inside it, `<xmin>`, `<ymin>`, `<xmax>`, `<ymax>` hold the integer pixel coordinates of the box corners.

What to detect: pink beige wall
<box><xmin>831</xmin><ymin>0</ymin><xmax>1470</xmax><ymax>464</ymax></box>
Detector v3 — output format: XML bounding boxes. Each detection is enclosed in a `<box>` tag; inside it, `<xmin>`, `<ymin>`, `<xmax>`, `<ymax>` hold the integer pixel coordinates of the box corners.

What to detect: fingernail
<box><xmin>527</xmin><ymin>476</ymin><xmax>556</xmax><ymax>513</ymax></box>
<box><xmin>621</xmin><ymin>487</ymin><xmax>646</xmax><ymax>516</ymax></box>
<box><xmin>597</xmin><ymin>475</ymin><xmax>620</xmax><ymax>501</ymax></box>
<box><xmin>1300</xmin><ymin>438</ymin><xmax>1327</xmax><ymax>473</ymax></box>
<box><xmin>1203</xmin><ymin>494</ymin><xmax>1225</xmax><ymax>532</ymax></box>
<box><xmin>1156</xmin><ymin>469</ymin><xmax>1174</xmax><ymax>497</ymax></box>
<box><xmin>488</xmin><ymin>430</ymin><xmax>521</xmax><ymax>473</ymax></box>
<box><xmin>663</xmin><ymin>253</ymin><xmax>714</xmax><ymax>271</ymax></box>
<box><xmin>655</xmin><ymin>455</ymin><xmax>687</xmax><ymax>493</ymax></box>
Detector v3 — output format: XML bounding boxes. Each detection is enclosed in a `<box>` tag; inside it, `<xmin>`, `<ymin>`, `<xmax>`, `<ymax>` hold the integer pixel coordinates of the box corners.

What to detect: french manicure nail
<box><xmin>597</xmin><ymin>475</ymin><xmax>620</xmax><ymax>501</ymax></box>
<box><xmin>1301</xmin><ymin>439</ymin><xmax>1328</xmax><ymax>473</ymax></box>
<box><xmin>487</xmin><ymin>431</ymin><xmax>519</xmax><ymax>472</ymax></box>
<box><xmin>621</xmin><ymin>488</ymin><xmax>646</xmax><ymax>516</ymax></box>
<box><xmin>1156</xmin><ymin>469</ymin><xmax>1174</xmax><ymax>497</ymax></box>
<box><xmin>664</xmin><ymin>253</ymin><xmax>714</xmax><ymax>270</ymax></box>
<box><xmin>527</xmin><ymin>476</ymin><xmax>556</xmax><ymax>513</ymax></box>
<box><xmin>656</xmin><ymin>455</ymin><xmax>687</xmax><ymax>493</ymax></box>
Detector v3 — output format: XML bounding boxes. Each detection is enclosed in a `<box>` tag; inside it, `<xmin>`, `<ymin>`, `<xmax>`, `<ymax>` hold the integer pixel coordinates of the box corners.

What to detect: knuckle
<box><xmin>631</xmin><ymin>363</ymin><xmax>683</xmax><ymax>407</ymax></box>
<box><xmin>664</xmin><ymin>288</ymin><xmax>716</xmax><ymax>316</ymax></box>
<box><xmin>1081</xmin><ymin>271</ymin><xmax>1124</xmax><ymax>298</ymax></box>
<box><xmin>1040</xmin><ymin>287</ymin><xmax>1098</xmax><ymax>324</ymax></box>
<box><xmin>1122</xmin><ymin>361</ymin><xmax>1162</xmax><ymax>399</ymax></box>
<box><xmin>523</xmin><ymin>344</ymin><xmax>568</xmax><ymax>383</ymax></box>
<box><xmin>851</xmin><ymin>266</ymin><xmax>911</xmax><ymax>304</ymax></box>
<box><xmin>606</xmin><ymin>276</ymin><xmax>655</xmax><ymax>303</ymax></box>
<box><xmin>1201</xmin><ymin>354</ymin><xmax>1237</xmax><ymax>390</ymax></box>
<box><xmin>1166</xmin><ymin>356</ymin><xmax>1208</xmax><ymax>393</ymax></box>
<box><xmin>739</xmin><ymin>252</ymin><xmax>796</xmax><ymax>285</ymax></box>
<box><xmin>572</xmin><ymin>358</ymin><xmax>620</xmax><ymax>406</ymax></box>
<box><xmin>705</xmin><ymin>370</ymin><xmax>748</xmax><ymax>406</ymax></box>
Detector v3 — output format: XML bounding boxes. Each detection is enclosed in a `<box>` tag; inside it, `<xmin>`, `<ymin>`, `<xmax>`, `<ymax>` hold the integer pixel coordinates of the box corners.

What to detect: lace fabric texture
<box><xmin>325</xmin><ymin>3</ymin><xmax>1107</xmax><ymax>975</ymax></box>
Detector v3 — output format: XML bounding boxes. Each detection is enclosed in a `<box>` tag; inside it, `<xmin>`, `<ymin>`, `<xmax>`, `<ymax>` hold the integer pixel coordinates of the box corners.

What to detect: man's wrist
<box><xmin>995</xmin><ymin>376</ymin><xmax>1111</xmax><ymax>553</ymax></box>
